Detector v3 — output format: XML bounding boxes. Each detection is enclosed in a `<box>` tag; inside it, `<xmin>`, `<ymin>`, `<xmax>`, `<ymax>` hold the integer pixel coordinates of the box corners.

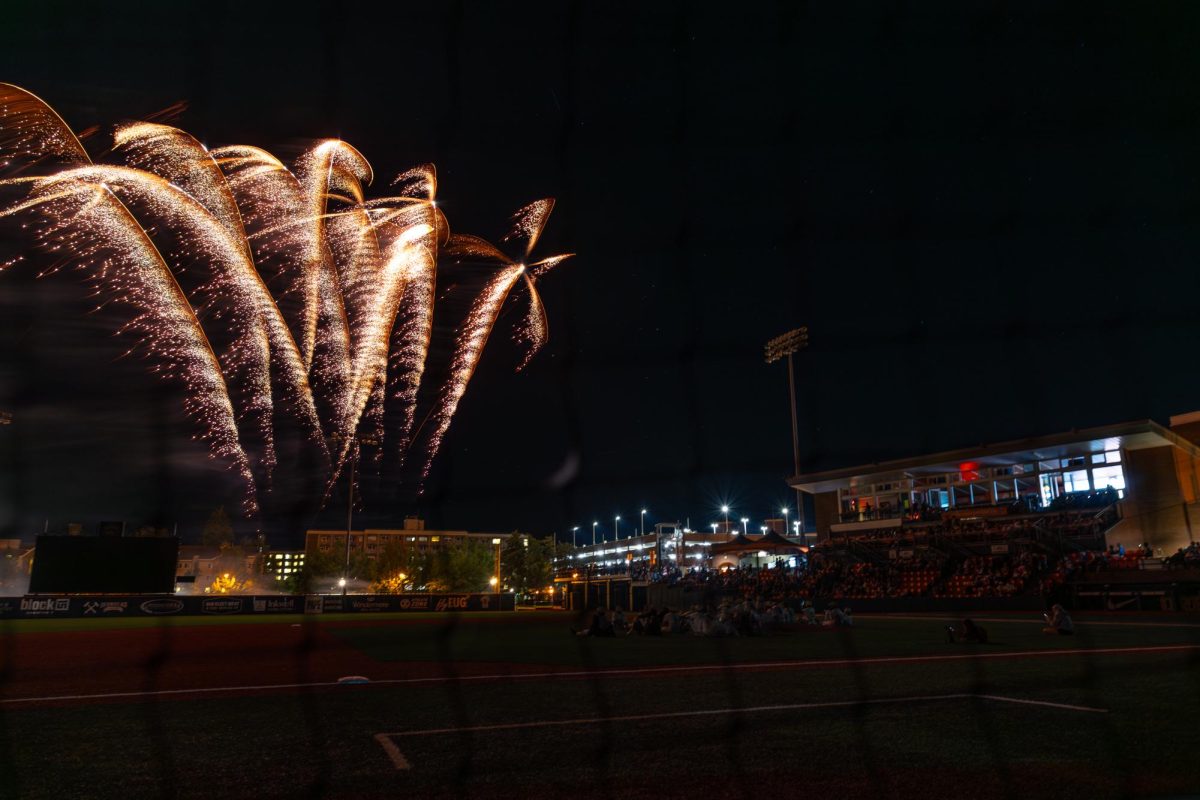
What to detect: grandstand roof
<box><xmin>790</xmin><ymin>419</ymin><xmax>1200</xmax><ymax>494</ymax></box>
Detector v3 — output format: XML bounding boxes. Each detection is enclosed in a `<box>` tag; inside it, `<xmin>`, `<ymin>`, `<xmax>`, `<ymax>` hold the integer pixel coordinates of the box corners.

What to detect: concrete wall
<box><xmin>1115</xmin><ymin>446</ymin><xmax>1195</xmax><ymax>553</ymax></box>
<box><xmin>812</xmin><ymin>491</ymin><xmax>840</xmax><ymax>542</ymax></box>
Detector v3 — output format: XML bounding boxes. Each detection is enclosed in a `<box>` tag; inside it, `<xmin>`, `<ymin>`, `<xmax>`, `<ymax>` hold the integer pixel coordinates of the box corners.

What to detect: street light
<box><xmin>572</xmin><ymin>526</ymin><xmax>580</xmax><ymax>546</ymax></box>
<box><xmin>592</xmin><ymin>521</ymin><xmax>598</xmax><ymax>546</ymax></box>
<box><xmin>710</xmin><ymin>522</ymin><xmax>718</xmax><ymax>535</ymax></box>
<box><xmin>782</xmin><ymin>506</ymin><xmax>789</xmax><ymax>534</ymax></box>
<box><xmin>765</xmin><ymin>327</ymin><xmax>809</xmax><ymax>532</ymax></box>
<box><xmin>760</xmin><ymin>525</ymin><xmax>768</xmax><ymax>535</ymax></box>
<box><xmin>740</xmin><ymin>517</ymin><xmax>749</xmax><ymax>535</ymax></box>
<box><xmin>614</xmin><ymin>515</ymin><xmax>621</xmax><ymax>540</ymax></box>
<box><xmin>640</xmin><ymin>509</ymin><xmax>647</xmax><ymax>537</ymax></box>
<box><xmin>721</xmin><ymin>506</ymin><xmax>730</xmax><ymax>530</ymax></box>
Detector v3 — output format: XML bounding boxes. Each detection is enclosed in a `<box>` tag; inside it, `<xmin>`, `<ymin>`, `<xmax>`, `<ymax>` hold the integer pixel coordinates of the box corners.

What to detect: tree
<box><xmin>501</xmin><ymin>533</ymin><xmax>554</xmax><ymax>596</ymax></box>
<box><xmin>201</xmin><ymin>506</ymin><xmax>234</xmax><ymax>548</ymax></box>
<box><xmin>431</xmin><ymin>539</ymin><xmax>493</xmax><ymax>592</ymax></box>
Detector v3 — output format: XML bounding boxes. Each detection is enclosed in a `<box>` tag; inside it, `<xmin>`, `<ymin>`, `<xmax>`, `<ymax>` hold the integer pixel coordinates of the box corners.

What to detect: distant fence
<box><xmin>0</xmin><ymin>592</ymin><xmax>516</xmax><ymax>619</ymax></box>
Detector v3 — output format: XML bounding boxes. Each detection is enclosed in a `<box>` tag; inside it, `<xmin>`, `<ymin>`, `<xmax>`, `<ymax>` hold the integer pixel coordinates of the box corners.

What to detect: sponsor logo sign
<box><xmin>251</xmin><ymin>597</ymin><xmax>298</xmax><ymax>613</ymax></box>
<box><xmin>434</xmin><ymin>595</ymin><xmax>469</xmax><ymax>612</ymax></box>
<box><xmin>398</xmin><ymin>596</ymin><xmax>429</xmax><ymax>610</ymax></box>
<box><xmin>19</xmin><ymin>597</ymin><xmax>71</xmax><ymax>615</ymax></box>
<box><xmin>83</xmin><ymin>600</ymin><xmax>128</xmax><ymax>615</ymax></box>
<box><xmin>304</xmin><ymin>595</ymin><xmax>324</xmax><ymax>614</ymax></box>
<box><xmin>350</xmin><ymin>598</ymin><xmax>391</xmax><ymax>612</ymax></box>
<box><xmin>139</xmin><ymin>598</ymin><xmax>185</xmax><ymax>615</ymax></box>
<box><xmin>201</xmin><ymin>598</ymin><xmax>243</xmax><ymax>615</ymax></box>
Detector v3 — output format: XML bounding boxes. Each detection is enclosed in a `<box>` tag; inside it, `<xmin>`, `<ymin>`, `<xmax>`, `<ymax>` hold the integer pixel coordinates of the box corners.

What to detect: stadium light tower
<box><xmin>764</xmin><ymin>327</ymin><xmax>809</xmax><ymax>532</ymax></box>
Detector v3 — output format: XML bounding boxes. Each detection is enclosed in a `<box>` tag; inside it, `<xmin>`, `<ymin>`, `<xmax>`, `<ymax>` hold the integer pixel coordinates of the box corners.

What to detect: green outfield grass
<box><xmin>1</xmin><ymin>612</ymin><xmax>1198</xmax><ymax>800</ymax></box>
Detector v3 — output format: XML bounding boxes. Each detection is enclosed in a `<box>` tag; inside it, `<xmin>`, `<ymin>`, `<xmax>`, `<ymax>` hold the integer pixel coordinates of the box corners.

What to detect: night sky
<box><xmin>3</xmin><ymin>2</ymin><xmax>1200</xmax><ymax>546</ymax></box>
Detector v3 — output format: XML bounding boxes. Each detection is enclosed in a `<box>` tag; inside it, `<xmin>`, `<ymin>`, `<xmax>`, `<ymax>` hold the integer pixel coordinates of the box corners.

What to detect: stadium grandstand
<box><xmin>557</xmin><ymin>414</ymin><xmax>1200</xmax><ymax>614</ymax></box>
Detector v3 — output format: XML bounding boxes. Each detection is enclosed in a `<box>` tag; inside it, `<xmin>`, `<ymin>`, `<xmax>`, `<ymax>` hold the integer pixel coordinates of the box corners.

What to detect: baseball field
<box><xmin>1</xmin><ymin>609</ymin><xmax>1198</xmax><ymax>799</ymax></box>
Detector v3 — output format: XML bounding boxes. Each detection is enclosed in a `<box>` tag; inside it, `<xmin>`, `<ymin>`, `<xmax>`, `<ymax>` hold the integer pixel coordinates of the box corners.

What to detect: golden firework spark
<box><xmin>0</xmin><ymin>84</ymin><xmax>571</xmax><ymax>514</ymax></box>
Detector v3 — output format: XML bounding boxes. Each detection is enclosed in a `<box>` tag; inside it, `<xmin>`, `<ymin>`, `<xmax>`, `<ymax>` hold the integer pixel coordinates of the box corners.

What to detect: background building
<box><xmin>305</xmin><ymin>517</ymin><xmax>517</xmax><ymax>561</ymax></box>
<box><xmin>790</xmin><ymin>415</ymin><xmax>1200</xmax><ymax>554</ymax></box>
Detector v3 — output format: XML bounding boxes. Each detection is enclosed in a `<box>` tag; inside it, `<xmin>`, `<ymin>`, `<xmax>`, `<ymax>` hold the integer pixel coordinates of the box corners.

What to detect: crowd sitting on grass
<box><xmin>572</xmin><ymin>598</ymin><xmax>856</xmax><ymax>638</ymax></box>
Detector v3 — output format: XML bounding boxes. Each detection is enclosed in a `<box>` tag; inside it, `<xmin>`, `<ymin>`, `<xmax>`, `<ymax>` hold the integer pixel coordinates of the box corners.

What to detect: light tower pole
<box><xmin>330</xmin><ymin>433</ymin><xmax>379</xmax><ymax>595</ymax></box>
<box><xmin>765</xmin><ymin>327</ymin><xmax>809</xmax><ymax>533</ymax></box>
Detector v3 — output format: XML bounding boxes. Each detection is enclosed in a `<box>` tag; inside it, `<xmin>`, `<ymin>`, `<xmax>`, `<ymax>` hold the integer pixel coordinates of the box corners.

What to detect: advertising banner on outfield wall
<box><xmin>0</xmin><ymin>592</ymin><xmax>515</xmax><ymax>619</ymax></box>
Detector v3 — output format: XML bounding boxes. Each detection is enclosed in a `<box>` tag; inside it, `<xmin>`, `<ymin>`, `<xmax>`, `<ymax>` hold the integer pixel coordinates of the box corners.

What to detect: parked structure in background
<box><xmin>790</xmin><ymin>415</ymin><xmax>1200</xmax><ymax>555</ymax></box>
<box><xmin>305</xmin><ymin>517</ymin><xmax>522</xmax><ymax>561</ymax></box>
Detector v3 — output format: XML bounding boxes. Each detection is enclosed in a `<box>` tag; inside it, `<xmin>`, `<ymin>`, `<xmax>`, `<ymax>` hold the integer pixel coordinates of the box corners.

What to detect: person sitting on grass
<box><xmin>611</xmin><ymin>606</ymin><xmax>627</xmax><ymax>633</ymax></box>
<box><xmin>946</xmin><ymin>618</ymin><xmax>988</xmax><ymax>644</ymax></box>
<box><xmin>571</xmin><ymin>607</ymin><xmax>615</xmax><ymax>637</ymax></box>
<box><xmin>1043</xmin><ymin>603</ymin><xmax>1074</xmax><ymax>635</ymax></box>
<box><xmin>632</xmin><ymin>606</ymin><xmax>662</xmax><ymax>636</ymax></box>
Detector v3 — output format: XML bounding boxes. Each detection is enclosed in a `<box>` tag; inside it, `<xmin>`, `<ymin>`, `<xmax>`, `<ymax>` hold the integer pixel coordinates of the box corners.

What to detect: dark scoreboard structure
<box><xmin>28</xmin><ymin>535</ymin><xmax>178</xmax><ymax>594</ymax></box>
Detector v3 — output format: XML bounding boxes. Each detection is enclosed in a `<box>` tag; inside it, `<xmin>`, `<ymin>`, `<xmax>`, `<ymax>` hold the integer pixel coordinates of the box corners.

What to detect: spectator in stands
<box><xmin>1043</xmin><ymin>603</ymin><xmax>1074</xmax><ymax>635</ymax></box>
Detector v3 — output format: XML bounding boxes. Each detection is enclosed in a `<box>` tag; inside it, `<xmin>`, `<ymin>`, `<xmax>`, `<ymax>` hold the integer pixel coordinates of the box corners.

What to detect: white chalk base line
<box><xmin>374</xmin><ymin>692</ymin><xmax>1108</xmax><ymax>770</ymax></box>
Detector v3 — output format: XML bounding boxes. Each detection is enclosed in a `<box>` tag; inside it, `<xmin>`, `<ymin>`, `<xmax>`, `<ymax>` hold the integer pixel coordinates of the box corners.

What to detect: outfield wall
<box><xmin>0</xmin><ymin>592</ymin><xmax>516</xmax><ymax>619</ymax></box>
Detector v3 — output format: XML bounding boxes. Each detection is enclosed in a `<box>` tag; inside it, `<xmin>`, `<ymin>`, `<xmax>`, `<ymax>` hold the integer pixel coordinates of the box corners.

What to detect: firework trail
<box><xmin>381</xmin><ymin>164</ymin><xmax>442</xmax><ymax>468</ymax></box>
<box><xmin>416</xmin><ymin>200</ymin><xmax>573</xmax><ymax>482</ymax></box>
<box><xmin>0</xmin><ymin>83</ymin><xmax>570</xmax><ymax>514</ymax></box>
<box><xmin>0</xmin><ymin>84</ymin><xmax>259</xmax><ymax>513</ymax></box>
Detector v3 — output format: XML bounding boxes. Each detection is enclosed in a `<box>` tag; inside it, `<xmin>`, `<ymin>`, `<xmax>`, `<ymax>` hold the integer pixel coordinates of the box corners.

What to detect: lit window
<box><xmin>1063</xmin><ymin>469</ymin><xmax>1091</xmax><ymax>494</ymax></box>
<box><xmin>1106</xmin><ymin>450</ymin><xmax>1122</xmax><ymax>463</ymax></box>
<box><xmin>1092</xmin><ymin>465</ymin><xmax>1126</xmax><ymax>498</ymax></box>
<box><xmin>1092</xmin><ymin>453</ymin><xmax>1106</xmax><ymax>464</ymax></box>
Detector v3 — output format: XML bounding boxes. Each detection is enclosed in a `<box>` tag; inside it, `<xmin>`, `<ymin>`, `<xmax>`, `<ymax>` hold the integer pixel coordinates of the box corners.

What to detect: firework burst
<box><xmin>0</xmin><ymin>84</ymin><xmax>571</xmax><ymax>514</ymax></box>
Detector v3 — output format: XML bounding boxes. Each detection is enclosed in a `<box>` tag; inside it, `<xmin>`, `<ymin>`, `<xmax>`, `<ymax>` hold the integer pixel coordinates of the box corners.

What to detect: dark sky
<box><xmin>3</xmin><ymin>1</ymin><xmax>1200</xmax><ymax>546</ymax></box>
